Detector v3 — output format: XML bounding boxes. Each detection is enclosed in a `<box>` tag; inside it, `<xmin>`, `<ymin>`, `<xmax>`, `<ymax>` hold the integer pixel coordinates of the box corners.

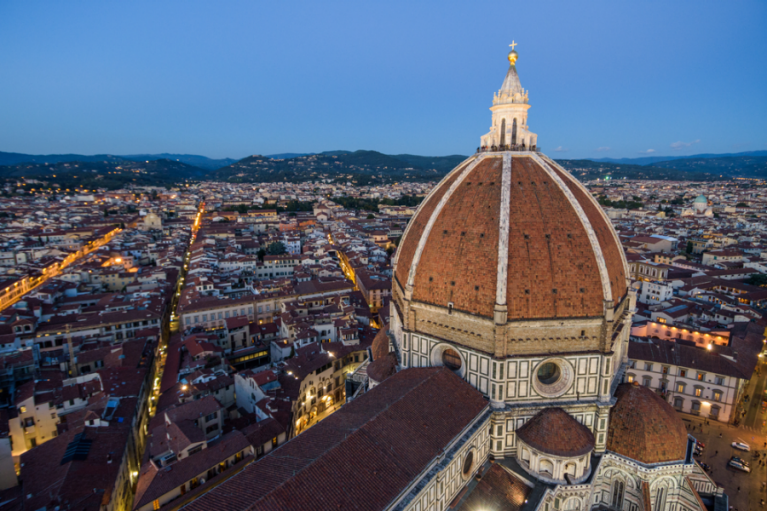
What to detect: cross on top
<box><xmin>509</xmin><ymin>41</ymin><xmax>518</xmax><ymax>50</ymax></box>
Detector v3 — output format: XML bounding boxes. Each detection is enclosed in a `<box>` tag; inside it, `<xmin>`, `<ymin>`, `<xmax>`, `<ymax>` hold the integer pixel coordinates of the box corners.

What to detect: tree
<box><xmin>686</xmin><ymin>241</ymin><xmax>693</xmax><ymax>254</ymax></box>
<box><xmin>366</xmin><ymin>213</ymin><xmax>376</xmax><ymax>219</ymax></box>
<box><xmin>736</xmin><ymin>202</ymin><xmax>749</xmax><ymax>208</ymax></box>
<box><xmin>746</xmin><ymin>273</ymin><xmax>767</xmax><ymax>287</ymax></box>
<box><xmin>266</xmin><ymin>242</ymin><xmax>286</xmax><ymax>255</ymax></box>
<box><xmin>257</xmin><ymin>248</ymin><xmax>266</xmax><ymax>262</ymax></box>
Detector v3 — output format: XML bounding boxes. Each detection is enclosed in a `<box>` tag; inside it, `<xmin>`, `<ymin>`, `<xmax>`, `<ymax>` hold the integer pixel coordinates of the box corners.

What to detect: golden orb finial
<box><xmin>508</xmin><ymin>41</ymin><xmax>518</xmax><ymax>66</ymax></box>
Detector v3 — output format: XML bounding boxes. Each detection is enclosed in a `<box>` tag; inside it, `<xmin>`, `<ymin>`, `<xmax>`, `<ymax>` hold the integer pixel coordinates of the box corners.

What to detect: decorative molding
<box><xmin>495</xmin><ymin>152</ymin><xmax>512</xmax><ymax>307</ymax></box>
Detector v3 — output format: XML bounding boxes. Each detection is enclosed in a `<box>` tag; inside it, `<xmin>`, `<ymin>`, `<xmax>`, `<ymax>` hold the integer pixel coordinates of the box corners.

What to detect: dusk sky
<box><xmin>1</xmin><ymin>0</ymin><xmax>765</xmax><ymax>160</ymax></box>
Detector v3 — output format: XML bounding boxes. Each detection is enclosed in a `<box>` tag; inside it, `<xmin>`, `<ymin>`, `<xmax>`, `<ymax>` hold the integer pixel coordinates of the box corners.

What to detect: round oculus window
<box><xmin>462</xmin><ymin>451</ymin><xmax>474</xmax><ymax>476</ymax></box>
<box><xmin>537</xmin><ymin>362</ymin><xmax>561</xmax><ymax>385</ymax></box>
<box><xmin>442</xmin><ymin>348</ymin><xmax>462</xmax><ymax>371</ymax></box>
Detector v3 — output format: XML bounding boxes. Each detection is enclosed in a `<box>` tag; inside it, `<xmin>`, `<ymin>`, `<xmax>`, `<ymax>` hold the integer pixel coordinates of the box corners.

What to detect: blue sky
<box><xmin>1</xmin><ymin>0</ymin><xmax>765</xmax><ymax>160</ymax></box>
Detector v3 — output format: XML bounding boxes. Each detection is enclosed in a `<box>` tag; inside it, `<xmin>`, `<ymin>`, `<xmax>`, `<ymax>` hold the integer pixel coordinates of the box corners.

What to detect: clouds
<box><xmin>638</xmin><ymin>149</ymin><xmax>656</xmax><ymax>154</ymax></box>
<box><xmin>553</xmin><ymin>146</ymin><xmax>568</xmax><ymax>152</ymax></box>
<box><xmin>670</xmin><ymin>139</ymin><xmax>700</xmax><ymax>150</ymax></box>
<box><xmin>596</xmin><ymin>146</ymin><xmax>610</xmax><ymax>152</ymax></box>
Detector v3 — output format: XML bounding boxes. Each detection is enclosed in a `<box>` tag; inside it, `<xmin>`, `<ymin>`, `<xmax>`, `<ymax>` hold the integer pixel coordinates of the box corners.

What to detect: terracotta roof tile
<box><xmin>607</xmin><ymin>383</ymin><xmax>688</xmax><ymax>464</ymax></box>
<box><xmin>183</xmin><ymin>368</ymin><xmax>488</xmax><ymax>511</ymax></box>
<box><xmin>516</xmin><ymin>407</ymin><xmax>595</xmax><ymax>457</ymax></box>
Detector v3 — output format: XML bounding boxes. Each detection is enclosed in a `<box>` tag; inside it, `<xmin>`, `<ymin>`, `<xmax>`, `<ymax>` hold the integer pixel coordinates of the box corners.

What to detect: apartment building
<box><xmin>626</xmin><ymin>339</ymin><xmax>754</xmax><ymax>423</ymax></box>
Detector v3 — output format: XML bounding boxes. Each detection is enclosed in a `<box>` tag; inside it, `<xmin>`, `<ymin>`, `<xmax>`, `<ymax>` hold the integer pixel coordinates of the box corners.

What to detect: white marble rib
<box><xmin>530</xmin><ymin>153</ymin><xmax>613</xmax><ymax>303</ymax></box>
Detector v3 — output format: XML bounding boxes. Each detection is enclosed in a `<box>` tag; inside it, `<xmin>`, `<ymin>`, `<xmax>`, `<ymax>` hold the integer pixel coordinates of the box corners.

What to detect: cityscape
<box><xmin>0</xmin><ymin>2</ymin><xmax>766</xmax><ymax>511</ymax></box>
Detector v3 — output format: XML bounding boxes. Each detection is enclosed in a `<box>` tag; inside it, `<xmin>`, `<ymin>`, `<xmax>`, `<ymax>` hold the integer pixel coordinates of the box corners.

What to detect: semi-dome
<box><xmin>516</xmin><ymin>407</ymin><xmax>595</xmax><ymax>457</ymax></box>
<box><xmin>607</xmin><ymin>383</ymin><xmax>689</xmax><ymax>464</ymax></box>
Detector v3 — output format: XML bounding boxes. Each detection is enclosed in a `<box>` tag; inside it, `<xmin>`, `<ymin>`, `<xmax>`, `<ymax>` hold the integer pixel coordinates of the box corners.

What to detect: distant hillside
<box><xmin>554</xmin><ymin>159</ymin><xmax>723</xmax><ymax>181</ymax></box>
<box><xmin>121</xmin><ymin>154</ymin><xmax>237</xmax><ymax>170</ymax></box>
<box><xmin>0</xmin><ymin>151</ymin><xmax>236</xmax><ymax>170</ymax></box>
<box><xmin>390</xmin><ymin>154</ymin><xmax>468</xmax><ymax>174</ymax></box>
<box><xmin>649</xmin><ymin>156</ymin><xmax>767</xmax><ymax>178</ymax></box>
<box><xmin>266</xmin><ymin>153</ymin><xmax>315</xmax><ymax>159</ymax></box>
<box><xmin>210</xmin><ymin>150</ymin><xmax>465</xmax><ymax>184</ymax></box>
<box><xmin>0</xmin><ymin>151</ymin><xmax>127</xmax><ymax>166</ymax></box>
<box><xmin>3</xmin><ymin>148</ymin><xmax>763</xmax><ymax>186</ymax></box>
<box><xmin>0</xmin><ymin>159</ymin><xmax>207</xmax><ymax>190</ymax></box>
<box><xmin>593</xmin><ymin>150</ymin><xmax>767</xmax><ymax>166</ymax></box>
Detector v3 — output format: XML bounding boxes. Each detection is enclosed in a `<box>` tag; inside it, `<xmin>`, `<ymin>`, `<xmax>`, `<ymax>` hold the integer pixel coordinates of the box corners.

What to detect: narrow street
<box><xmin>0</xmin><ymin>226</ymin><xmax>121</xmax><ymax>312</ymax></box>
<box><xmin>742</xmin><ymin>356</ymin><xmax>767</xmax><ymax>432</ymax></box>
<box><xmin>148</xmin><ymin>202</ymin><xmax>204</xmax><ymax>418</ymax></box>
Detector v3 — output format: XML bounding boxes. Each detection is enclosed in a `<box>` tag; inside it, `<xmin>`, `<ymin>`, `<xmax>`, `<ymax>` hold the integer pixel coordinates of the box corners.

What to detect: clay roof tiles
<box><xmin>515</xmin><ymin>407</ymin><xmax>595</xmax><ymax>457</ymax></box>
<box><xmin>183</xmin><ymin>367</ymin><xmax>487</xmax><ymax>511</ymax></box>
<box><xmin>607</xmin><ymin>383</ymin><xmax>688</xmax><ymax>464</ymax></box>
<box><xmin>396</xmin><ymin>154</ymin><xmax>628</xmax><ymax>321</ymax></box>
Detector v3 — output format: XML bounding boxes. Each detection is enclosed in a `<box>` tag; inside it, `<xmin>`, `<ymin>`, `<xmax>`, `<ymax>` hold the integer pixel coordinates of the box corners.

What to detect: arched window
<box><xmin>564</xmin><ymin>497</ymin><xmax>581</xmax><ymax>511</ymax></box>
<box><xmin>612</xmin><ymin>480</ymin><xmax>625</xmax><ymax>510</ymax></box>
<box><xmin>539</xmin><ymin>459</ymin><xmax>553</xmax><ymax>476</ymax></box>
<box><xmin>564</xmin><ymin>463</ymin><xmax>576</xmax><ymax>476</ymax></box>
<box><xmin>511</xmin><ymin>118</ymin><xmax>518</xmax><ymax>146</ymax></box>
<box><xmin>500</xmin><ymin>118</ymin><xmax>506</xmax><ymax>147</ymax></box>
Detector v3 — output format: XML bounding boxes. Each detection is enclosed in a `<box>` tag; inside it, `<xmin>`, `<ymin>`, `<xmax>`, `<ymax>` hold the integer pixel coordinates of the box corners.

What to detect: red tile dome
<box><xmin>607</xmin><ymin>383</ymin><xmax>689</xmax><ymax>464</ymax></box>
<box><xmin>516</xmin><ymin>407</ymin><xmax>595</xmax><ymax>457</ymax></box>
<box><xmin>394</xmin><ymin>153</ymin><xmax>628</xmax><ymax>321</ymax></box>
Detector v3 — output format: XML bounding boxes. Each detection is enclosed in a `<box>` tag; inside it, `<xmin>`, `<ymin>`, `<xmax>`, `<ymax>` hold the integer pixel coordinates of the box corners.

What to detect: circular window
<box><xmin>462</xmin><ymin>451</ymin><xmax>474</xmax><ymax>476</ymax></box>
<box><xmin>442</xmin><ymin>348</ymin><xmax>462</xmax><ymax>371</ymax></box>
<box><xmin>537</xmin><ymin>362</ymin><xmax>561</xmax><ymax>385</ymax></box>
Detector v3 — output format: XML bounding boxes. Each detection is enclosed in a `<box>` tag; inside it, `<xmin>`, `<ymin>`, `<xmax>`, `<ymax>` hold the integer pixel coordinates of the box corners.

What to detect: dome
<box><xmin>394</xmin><ymin>153</ymin><xmax>628</xmax><ymax>322</ymax></box>
<box><xmin>516</xmin><ymin>407</ymin><xmax>595</xmax><ymax>457</ymax></box>
<box><xmin>693</xmin><ymin>195</ymin><xmax>707</xmax><ymax>203</ymax></box>
<box><xmin>607</xmin><ymin>383</ymin><xmax>688</xmax><ymax>464</ymax></box>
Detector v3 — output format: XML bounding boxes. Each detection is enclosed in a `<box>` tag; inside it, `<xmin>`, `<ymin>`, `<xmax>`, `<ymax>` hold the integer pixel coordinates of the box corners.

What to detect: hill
<box><xmin>649</xmin><ymin>155</ymin><xmax>767</xmax><ymax>178</ymax></box>
<box><xmin>592</xmin><ymin>150</ymin><xmax>767</xmax><ymax>166</ymax></box>
<box><xmin>210</xmin><ymin>150</ymin><xmax>464</xmax><ymax>184</ymax></box>
<box><xmin>0</xmin><ymin>151</ymin><xmax>236</xmax><ymax>170</ymax></box>
<box><xmin>0</xmin><ymin>159</ymin><xmax>207</xmax><ymax>190</ymax></box>
<box><xmin>121</xmin><ymin>153</ymin><xmax>236</xmax><ymax>170</ymax></box>
<box><xmin>553</xmin><ymin>159</ymin><xmax>723</xmax><ymax>181</ymax></box>
<box><xmin>2</xmin><ymin>149</ymin><xmax>763</xmax><ymax>187</ymax></box>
